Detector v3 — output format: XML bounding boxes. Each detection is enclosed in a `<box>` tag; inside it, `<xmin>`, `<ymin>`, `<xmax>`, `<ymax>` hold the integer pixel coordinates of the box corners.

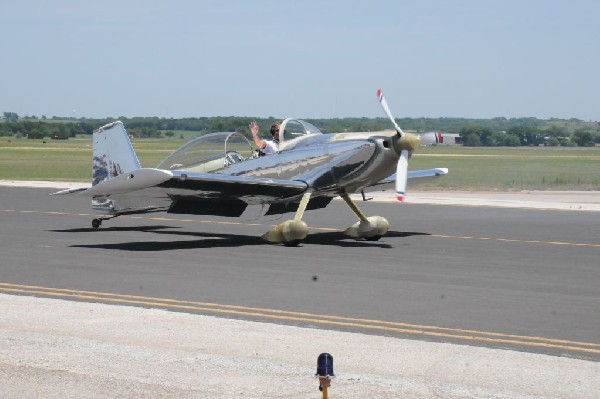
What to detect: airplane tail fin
<box><xmin>92</xmin><ymin>121</ymin><xmax>141</xmax><ymax>186</ymax></box>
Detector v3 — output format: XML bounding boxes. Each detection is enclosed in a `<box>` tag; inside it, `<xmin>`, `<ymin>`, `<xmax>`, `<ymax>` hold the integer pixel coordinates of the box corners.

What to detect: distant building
<box><xmin>443</xmin><ymin>133</ymin><xmax>462</xmax><ymax>145</ymax></box>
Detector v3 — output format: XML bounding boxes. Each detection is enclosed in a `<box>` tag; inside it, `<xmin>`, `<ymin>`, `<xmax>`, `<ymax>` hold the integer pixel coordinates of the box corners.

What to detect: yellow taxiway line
<box><xmin>429</xmin><ymin>234</ymin><xmax>600</xmax><ymax>248</ymax></box>
<box><xmin>0</xmin><ymin>282</ymin><xmax>598</xmax><ymax>356</ymax></box>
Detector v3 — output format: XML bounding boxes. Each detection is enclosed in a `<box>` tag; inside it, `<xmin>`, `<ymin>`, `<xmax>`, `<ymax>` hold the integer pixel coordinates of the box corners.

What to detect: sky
<box><xmin>1</xmin><ymin>0</ymin><xmax>599</xmax><ymax>121</ymax></box>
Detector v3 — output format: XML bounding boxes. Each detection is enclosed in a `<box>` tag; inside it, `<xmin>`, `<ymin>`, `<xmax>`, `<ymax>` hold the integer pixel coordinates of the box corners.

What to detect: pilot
<box><xmin>249</xmin><ymin>120</ymin><xmax>280</xmax><ymax>156</ymax></box>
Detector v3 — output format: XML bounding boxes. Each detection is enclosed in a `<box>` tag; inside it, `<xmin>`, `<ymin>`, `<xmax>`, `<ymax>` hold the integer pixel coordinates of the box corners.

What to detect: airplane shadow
<box><xmin>50</xmin><ymin>225</ymin><xmax>175</xmax><ymax>234</ymax></box>
<box><xmin>52</xmin><ymin>226</ymin><xmax>429</xmax><ymax>251</ymax></box>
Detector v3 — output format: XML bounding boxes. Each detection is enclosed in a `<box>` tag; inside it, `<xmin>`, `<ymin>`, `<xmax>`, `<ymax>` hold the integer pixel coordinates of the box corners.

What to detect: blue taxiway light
<box><xmin>316</xmin><ymin>353</ymin><xmax>334</xmax><ymax>377</ymax></box>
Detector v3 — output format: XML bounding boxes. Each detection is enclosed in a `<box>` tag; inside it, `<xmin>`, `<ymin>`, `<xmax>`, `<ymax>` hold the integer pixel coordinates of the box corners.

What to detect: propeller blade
<box><xmin>395</xmin><ymin>150</ymin><xmax>409</xmax><ymax>202</ymax></box>
<box><xmin>377</xmin><ymin>89</ymin><xmax>412</xmax><ymax>201</ymax></box>
<box><xmin>377</xmin><ymin>89</ymin><xmax>404</xmax><ymax>136</ymax></box>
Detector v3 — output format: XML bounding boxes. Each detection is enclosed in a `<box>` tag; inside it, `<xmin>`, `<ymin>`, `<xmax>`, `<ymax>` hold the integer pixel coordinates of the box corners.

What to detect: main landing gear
<box><xmin>262</xmin><ymin>192</ymin><xmax>389</xmax><ymax>246</ymax></box>
<box><xmin>262</xmin><ymin>192</ymin><xmax>311</xmax><ymax>247</ymax></box>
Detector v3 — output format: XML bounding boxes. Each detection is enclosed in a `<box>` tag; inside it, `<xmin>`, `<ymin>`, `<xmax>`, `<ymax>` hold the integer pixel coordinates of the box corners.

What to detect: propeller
<box><xmin>377</xmin><ymin>89</ymin><xmax>404</xmax><ymax>136</ymax></box>
<box><xmin>395</xmin><ymin>149</ymin><xmax>408</xmax><ymax>202</ymax></box>
<box><xmin>376</xmin><ymin>89</ymin><xmax>420</xmax><ymax>202</ymax></box>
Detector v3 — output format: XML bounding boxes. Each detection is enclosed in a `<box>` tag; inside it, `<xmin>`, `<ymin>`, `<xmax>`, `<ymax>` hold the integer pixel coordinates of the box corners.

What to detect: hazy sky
<box><xmin>2</xmin><ymin>0</ymin><xmax>599</xmax><ymax>120</ymax></box>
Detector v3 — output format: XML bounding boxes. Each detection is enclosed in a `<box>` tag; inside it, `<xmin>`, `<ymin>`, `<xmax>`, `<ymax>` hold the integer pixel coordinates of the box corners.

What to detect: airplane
<box><xmin>52</xmin><ymin>90</ymin><xmax>448</xmax><ymax>246</ymax></box>
<box><xmin>418</xmin><ymin>131</ymin><xmax>444</xmax><ymax>146</ymax></box>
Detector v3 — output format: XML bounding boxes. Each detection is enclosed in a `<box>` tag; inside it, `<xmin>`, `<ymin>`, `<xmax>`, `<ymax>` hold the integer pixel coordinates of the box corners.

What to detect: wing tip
<box><xmin>396</xmin><ymin>191</ymin><xmax>405</xmax><ymax>202</ymax></box>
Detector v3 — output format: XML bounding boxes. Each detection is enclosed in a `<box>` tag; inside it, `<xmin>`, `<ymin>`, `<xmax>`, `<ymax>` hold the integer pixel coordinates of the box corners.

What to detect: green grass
<box><xmin>1</xmin><ymin>137</ymin><xmax>599</xmax><ymax>190</ymax></box>
<box><xmin>410</xmin><ymin>146</ymin><xmax>600</xmax><ymax>190</ymax></box>
<box><xmin>0</xmin><ymin>137</ymin><xmax>183</xmax><ymax>180</ymax></box>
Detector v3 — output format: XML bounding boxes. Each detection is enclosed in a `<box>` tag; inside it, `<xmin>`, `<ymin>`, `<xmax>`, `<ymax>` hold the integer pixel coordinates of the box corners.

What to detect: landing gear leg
<box><xmin>340</xmin><ymin>193</ymin><xmax>389</xmax><ymax>240</ymax></box>
<box><xmin>262</xmin><ymin>192</ymin><xmax>311</xmax><ymax>246</ymax></box>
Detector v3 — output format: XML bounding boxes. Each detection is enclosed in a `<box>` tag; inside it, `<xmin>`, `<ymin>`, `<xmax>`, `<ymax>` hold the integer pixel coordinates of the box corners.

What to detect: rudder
<box><xmin>92</xmin><ymin>121</ymin><xmax>141</xmax><ymax>186</ymax></box>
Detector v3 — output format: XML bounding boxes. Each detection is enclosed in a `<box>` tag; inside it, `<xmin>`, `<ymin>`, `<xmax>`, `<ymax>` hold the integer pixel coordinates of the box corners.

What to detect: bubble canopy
<box><xmin>156</xmin><ymin>132</ymin><xmax>254</xmax><ymax>173</ymax></box>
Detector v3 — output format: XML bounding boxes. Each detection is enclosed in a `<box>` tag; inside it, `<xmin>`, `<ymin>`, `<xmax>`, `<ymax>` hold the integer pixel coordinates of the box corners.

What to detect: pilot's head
<box><xmin>270</xmin><ymin>122</ymin><xmax>281</xmax><ymax>141</ymax></box>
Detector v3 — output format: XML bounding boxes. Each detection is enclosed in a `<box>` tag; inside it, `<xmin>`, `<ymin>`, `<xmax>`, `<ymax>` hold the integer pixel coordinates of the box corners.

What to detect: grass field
<box><xmin>1</xmin><ymin>137</ymin><xmax>599</xmax><ymax>191</ymax></box>
<box><xmin>411</xmin><ymin>146</ymin><xmax>600</xmax><ymax>190</ymax></box>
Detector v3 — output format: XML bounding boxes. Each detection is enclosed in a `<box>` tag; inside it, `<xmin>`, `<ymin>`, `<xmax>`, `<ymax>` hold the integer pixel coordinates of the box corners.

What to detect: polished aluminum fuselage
<box><xmin>92</xmin><ymin>130</ymin><xmax>402</xmax><ymax>216</ymax></box>
<box><xmin>222</xmin><ymin>131</ymin><xmax>399</xmax><ymax>195</ymax></box>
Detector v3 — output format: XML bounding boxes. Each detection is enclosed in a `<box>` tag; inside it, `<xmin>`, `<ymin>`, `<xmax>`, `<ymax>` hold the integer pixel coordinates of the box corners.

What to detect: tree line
<box><xmin>459</xmin><ymin>125</ymin><xmax>598</xmax><ymax>147</ymax></box>
<box><xmin>1</xmin><ymin>112</ymin><xmax>598</xmax><ymax>146</ymax></box>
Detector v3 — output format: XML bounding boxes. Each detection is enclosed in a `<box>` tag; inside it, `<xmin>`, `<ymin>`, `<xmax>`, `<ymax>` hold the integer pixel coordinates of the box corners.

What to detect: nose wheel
<box><xmin>340</xmin><ymin>193</ymin><xmax>390</xmax><ymax>240</ymax></box>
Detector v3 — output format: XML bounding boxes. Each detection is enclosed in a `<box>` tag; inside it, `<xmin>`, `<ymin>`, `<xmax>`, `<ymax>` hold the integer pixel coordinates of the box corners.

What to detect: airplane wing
<box><xmin>362</xmin><ymin>168</ymin><xmax>448</xmax><ymax>193</ymax></box>
<box><xmin>407</xmin><ymin>168</ymin><xmax>449</xmax><ymax>186</ymax></box>
<box><xmin>53</xmin><ymin>168</ymin><xmax>309</xmax><ymax>201</ymax></box>
<box><xmin>163</xmin><ymin>170</ymin><xmax>309</xmax><ymax>200</ymax></box>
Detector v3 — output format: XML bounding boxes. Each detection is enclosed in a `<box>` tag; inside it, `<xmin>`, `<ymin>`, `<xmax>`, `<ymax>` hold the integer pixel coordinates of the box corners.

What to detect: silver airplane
<box><xmin>53</xmin><ymin>90</ymin><xmax>448</xmax><ymax>246</ymax></box>
<box><xmin>418</xmin><ymin>131</ymin><xmax>444</xmax><ymax>146</ymax></box>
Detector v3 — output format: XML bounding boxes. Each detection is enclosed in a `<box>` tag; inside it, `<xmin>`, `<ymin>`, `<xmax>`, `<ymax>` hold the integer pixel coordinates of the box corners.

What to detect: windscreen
<box><xmin>157</xmin><ymin>132</ymin><xmax>252</xmax><ymax>173</ymax></box>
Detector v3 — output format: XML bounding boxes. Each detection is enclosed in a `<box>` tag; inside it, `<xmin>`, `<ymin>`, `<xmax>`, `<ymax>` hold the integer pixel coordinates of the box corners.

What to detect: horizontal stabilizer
<box><xmin>52</xmin><ymin>168</ymin><xmax>173</xmax><ymax>197</ymax></box>
<box><xmin>407</xmin><ymin>168</ymin><xmax>449</xmax><ymax>185</ymax></box>
<box><xmin>51</xmin><ymin>187</ymin><xmax>89</xmax><ymax>196</ymax></box>
<box><xmin>363</xmin><ymin>168</ymin><xmax>448</xmax><ymax>193</ymax></box>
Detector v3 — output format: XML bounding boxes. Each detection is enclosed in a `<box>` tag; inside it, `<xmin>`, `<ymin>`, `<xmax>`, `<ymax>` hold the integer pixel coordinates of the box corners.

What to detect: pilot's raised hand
<box><xmin>249</xmin><ymin>121</ymin><xmax>259</xmax><ymax>136</ymax></box>
<box><xmin>249</xmin><ymin>121</ymin><xmax>265</xmax><ymax>150</ymax></box>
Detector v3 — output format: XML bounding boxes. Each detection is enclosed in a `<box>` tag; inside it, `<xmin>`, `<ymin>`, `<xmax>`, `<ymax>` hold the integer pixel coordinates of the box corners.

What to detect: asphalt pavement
<box><xmin>0</xmin><ymin>183</ymin><xmax>599</xmax><ymax>397</ymax></box>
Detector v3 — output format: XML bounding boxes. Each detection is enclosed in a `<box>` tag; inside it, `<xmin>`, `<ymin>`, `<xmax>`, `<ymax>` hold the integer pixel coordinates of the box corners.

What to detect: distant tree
<box><xmin>485</xmin><ymin>131</ymin><xmax>503</xmax><ymax>146</ymax></box>
<box><xmin>463</xmin><ymin>133</ymin><xmax>481</xmax><ymax>146</ymax></box>
<box><xmin>326</xmin><ymin>121</ymin><xmax>344</xmax><ymax>132</ymax></box>
<box><xmin>547</xmin><ymin>137</ymin><xmax>560</xmax><ymax>147</ymax></box>
<box><xmin>51</xmin><ymin>126</ymin><xmax>71</xmax><ymax>140</ymax></box>
<box><xmin>3</xmin><ymin>112</ymin><xmax>18</xmax><ymax>123</ymax></box>
<box><xmin>502</xmin><ymin>133</ymin><xmax>521</xmax><ymax>146</ymax></box>
<box><xmin>27</xmin><ymin>129</ymin><xmax>45</xmax><ymax>139</ymax></box>
<box><xmin>541</xmin><ymin>126</ymin><xmax>571</xmax><ymax>146</ymax></box>
<box><xmin>507</xmin><ymin>126</ymin><xmax>543</xmax><ymax>146</ymax></box>
<box><xmin>571</xmin><ymin>129</ymin><xmax>594</xmax><ymax>146</ymax></box>
<box><xmin>544</xmin><ymin>125</ymin><xmax>567</xmax><ymax>138</ymax></box>
<box><xmin>459</xmin><ymin>126</ymin><xmax>494</xmax><ymax>146</ymax></box>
